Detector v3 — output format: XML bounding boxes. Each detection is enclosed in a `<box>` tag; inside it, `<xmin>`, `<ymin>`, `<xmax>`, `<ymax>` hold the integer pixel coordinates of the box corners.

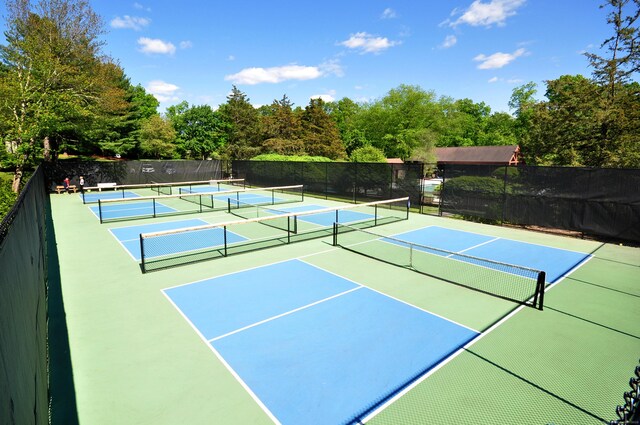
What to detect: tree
<box><xmin>326</xmin><ymin>97</ymin><xmax>362</xmax><ymax>155</ymax></box>
<box><xmin>0</xmin><ymin>0</ymin><xmax>127</xmax><ymax>191</ymax></box>
<box><xmin>584</xmin><ymin>0</ymin><xmax>639</xmax><ymax>100</ymax></box>
<box><xmin>218</xmin><ymin>85</ymin><xmax>262</xmax><ymax>159</ymax></box>
<box><xmin>300</xmin><ymin>98</ymin><xmax>346</xmax><ymax>159</ymax></box>
<box><xmin>350</xmin><ymin>145</ymin><xmax>386</xmax><ymax>162</ymax></box>
<box><xmin>355</xmin><ymin>84</ymin><xmax>443</xmax><ymax>158</ymax></box>
<box><xmin>261</xmin><ymin>94</ymin><xmax>304</xmax><ymax>155</ymax></box>
<box><xmin>138</xmin><ymin>115</ymin><xmax>176</xmax><ymax>159</ymax></box>
<box><xmin>167</xmin><ymin>102</ymin><xmax>228</xmax><ymax>159</ymax></box>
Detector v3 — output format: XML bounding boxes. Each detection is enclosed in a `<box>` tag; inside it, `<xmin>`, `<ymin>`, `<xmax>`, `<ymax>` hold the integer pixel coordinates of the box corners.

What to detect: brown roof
<box><xmin>435</xmin><ymin>145</ymin><xmax>522</xmax><ymax>165</ymax></box>
<box><xmin>386</xmin><ymin>158</ymin><xmax>404</xmax><ymax>164</ymax></box>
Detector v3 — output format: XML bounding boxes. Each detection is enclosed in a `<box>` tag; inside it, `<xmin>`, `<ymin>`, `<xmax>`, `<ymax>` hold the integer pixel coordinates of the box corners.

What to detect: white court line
<box><xmin>299</xmin><ymin>259</ymin><xmax>480</xmax><ymax>334</ymax></box>
<box><xmin>453</xmin><ymin>236</ymin><xmax>501</xmax><ymax>256</ymax></box>
<box><xmin>362</xmin><ymin>297</ymin><xmax>532</xmax><ymax>424</ymax></box>
<box><xmin>160</xmin><ymin>290</ymin><xmax>283</xmax><ymax>425</ymax></box>
<box><xmin>208</xmin><ymin>286</ymin><xmax>363</xmax><ymax>342</ymax></box>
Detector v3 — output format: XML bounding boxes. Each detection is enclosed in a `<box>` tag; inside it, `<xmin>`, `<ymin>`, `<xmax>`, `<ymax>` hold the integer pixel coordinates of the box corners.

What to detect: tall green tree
<box><xmin>301</xmin><ymin>98</ymin><xmax>346</xmax><ymax>159</ymax></box>
<box><xmin>326</xmin><ymin>97</ymin><xmax>363</xmax><ymax>155</ymax></box>
<box><xmin>218</xmin><ymin>85</ymin><xmax>262</xmax><ymax>159</ymax></box>
<box><xmin>584</xmin><ymin>0</ymin><xmax>639</xmax><ymax>100</ymax></box>
<box><xmin>355</xmin><ymin>84</ymin><xmax>442</xmax><ymax>159</ymax></box>
<box><xmin>166</xmin><ymin>101</ymin><xmax>229</xmax><ymax>159</ymax></box>
<box><xmin>261</xmin><ymin>94</ymin><xmax>304</xmax><ymax>155</ymax></box>
<box><xmin>0</xmin><ymin>0</ymin><xmax>127</xmax><ymax>191</ymax></box>
<box><xmin>138</xmin><ymin>114</ymin><xmax>176</xmax><ymax>159</ymax></box>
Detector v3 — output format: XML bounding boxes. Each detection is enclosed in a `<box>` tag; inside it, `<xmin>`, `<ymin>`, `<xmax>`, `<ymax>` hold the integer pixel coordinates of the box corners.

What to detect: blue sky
<box><xmin>2</xmin><ymin>1</ymin><xmax>616</xmax><ymax>113</ymax></box>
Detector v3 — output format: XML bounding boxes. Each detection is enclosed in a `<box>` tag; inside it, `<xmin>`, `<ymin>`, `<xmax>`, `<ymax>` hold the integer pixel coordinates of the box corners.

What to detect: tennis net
<box><xmin>332</xmin><ymin>224</ymin><xmax>546</xmax><ymax>309</ymax></box>
<box><xmin>227</xmin><ymin>199</ymin><xmax>299</xmax><ymax>233</ymax></box>
<box><xmin>96</xmin><ymin>184</ymin><xmax>304</xmax><ymax>223</ymax></box>
<box><xmin>153</xmin><ymin>178</ymin><xmax>245</xmax><ymax>195</ymax></box>
<box><xmin>139</xmin><ymin>197</ymin><xmax>409</xmax><ymax>272</ymax></box>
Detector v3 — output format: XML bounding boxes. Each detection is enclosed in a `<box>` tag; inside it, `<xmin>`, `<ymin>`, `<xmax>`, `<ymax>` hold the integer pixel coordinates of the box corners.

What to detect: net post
<box><xmin>121</xmin><ymin>188</ymin><xmax>125</xmax><ymax>199</ymax></box>
<box><xmin>301</xmin><ymin>186</ymin><xmax>305</xmax><ymax>202</ymax></box>
<box><xmin>375</xmin><ymin>204</ymin><xmax>378</xmax><ymax>226</ymax></box>
<box><xmin>227</xmin><ymin>198</ymin><xmax>231</xmax><ymax>213</ymax></box>
<box><xmin>271</xmin><ymin>189</ymin><xmax>275</xmax><ymax>205</ymax></box>
<box><xmin>153</xmin><ymin>198</ymin><xmax>157</xmax><ymax>218</ymax></box>
<box><xmin>287</xmin><ymin>217</ymin><xmax>291</xmax><ymax>243</ymax></box>
<box><xmin>332</xmin><ymin>222</ymin><xmax>338</xmax><ymax>246</ymax></box>
<box><xmin>199</xmin><ymin>195</ymin><xmax>203</xmax><ymax>213</ymax></box>
<box><xmin>406</xmin><ymin>199</ymin><xmax>410</xmax><ymax>219</ymax></box>
<box><xmin>98</xmin><ymin>200</ymin><xmax>104</xmax><ymax>224</ymax></box>
<box><xmin>223</xmin><ymin>226</ymin><xmax>228</xmax><ymax>257</ymax></box>
<box><xmin>535</xmin><ymin>271</ymin><xmax>546</xmax><ymax>310</ymax></box>
<box><xmin>140</xmin><ymin>235</ymin><xmax>146</xmax><ymax>273</ymax></box>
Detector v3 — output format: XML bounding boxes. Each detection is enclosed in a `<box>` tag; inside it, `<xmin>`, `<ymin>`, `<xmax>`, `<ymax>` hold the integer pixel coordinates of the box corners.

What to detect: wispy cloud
<box><xmin>449</xmin><ymin>0</ymin><xmax>525</xmax><ymax>28</ymax></box>
<box><xmin>488</xmin><ymin>76</ymin><xmax>499</xmax><ymax>83</ymax></box>
<box><xmin>110</xmin><ymin>15</ymin><xmax>150</xmax><ymax>31</ymax></box>
<box><xmin>474</xmin><ymin>48</ymin><xmax>527</xmax><ymax>69</ymax></box>
<box><xmin>179</xmin><ymin>41</ymin><xmax>193</xmax><ymax>49</ymax></box>
<box><xmin>133</xmin><ymin>2</ymin><xmax>151</xmax><ymax>11</ymax></box>
<box><xmin>339</xmin><ymin>32</ymin><xmax>400</xmax><ymax>54</ymax></box>
<box><xmin>381</xmin><ymin>8</ymin><xmax>397</xmax><ymax>19</ymax></box>
<box><xmin>138</xmin><ymin>37</ymin><xmax>176</xmax><ymax>55</ymax></box>
<box><xmin>146</xmin><ymin>80</ymin><xmax>179</xmax><ymax>102</ymax></box>
<box><xmin>440</xmin><ymin>35</ymin><xmax>457</xmax><ymax>49</ymax></box>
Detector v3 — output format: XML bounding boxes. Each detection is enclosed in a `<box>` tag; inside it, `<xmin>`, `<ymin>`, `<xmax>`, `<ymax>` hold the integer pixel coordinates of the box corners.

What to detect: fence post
<box><xmin>501</xmin><ymin>166</ymin><xmax>508</xmax><ymax>225</ymax></box>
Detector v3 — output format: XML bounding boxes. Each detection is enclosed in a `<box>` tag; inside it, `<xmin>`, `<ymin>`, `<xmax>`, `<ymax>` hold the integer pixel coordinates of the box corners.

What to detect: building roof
<box><xmin>435</xmin><ymin>145</ymin><xmax>522</xmax><ymax>165</ymax></box>
<box><xmin>386</xmin><ymin>158</ymin><xmax>404</xmax><ymax>164</ymax></box>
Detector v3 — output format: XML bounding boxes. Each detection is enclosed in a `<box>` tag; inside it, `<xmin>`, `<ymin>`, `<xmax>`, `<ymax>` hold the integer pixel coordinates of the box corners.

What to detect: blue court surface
<box><xmin>217</xmin><ymin>192</ymin><xmax>287</xmax><ymax>205</ymax></box>
<box><xmin>80</xmin><ymin>191</ymin><xmax>140</xmax><ymax>203</ymax></box>
<box><xmin>389</xmin><ymin>226</ymin><xmax>590</xmax><ymax>283</ymax></box>
<box><xmin>89</xmin><ymin>201</ymin><xmax>176</xmax><ymax>220</ymax></box>
<box><xmin>164</xmin><ymin>259</ymin><xmax>479</xmax><ymax>425</ymax></box>
<box><xmin>267</xmin><ymin>204</ymin><xmax>375</xmax><ymax>227</ymax></box>
<box><xmin>109</xmin><ymin>219</ymin><xmax>246</xmax><ymax>261</ymax></box>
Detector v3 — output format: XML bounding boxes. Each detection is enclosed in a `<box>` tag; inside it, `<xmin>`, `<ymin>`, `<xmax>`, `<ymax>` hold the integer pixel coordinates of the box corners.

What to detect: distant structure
<box><xmin>434</xmin><ymin>145</ymin><xmax>523</xmax><ymax>166</ymax></box>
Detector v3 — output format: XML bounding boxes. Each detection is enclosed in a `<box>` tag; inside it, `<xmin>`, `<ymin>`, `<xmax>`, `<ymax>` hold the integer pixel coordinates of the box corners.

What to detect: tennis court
<box><xmin>164</xmin><ymin>259</ymin><xmax>479</xmax><ymax>424</ymax></box>
<box><xmin>47</xmin><ymin>186</ymin><xmax>640</xmax><ymax>425</ymax></box>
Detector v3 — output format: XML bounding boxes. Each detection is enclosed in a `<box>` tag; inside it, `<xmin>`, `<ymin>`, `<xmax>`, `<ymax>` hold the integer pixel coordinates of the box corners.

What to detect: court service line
<box><xmin>160</xmin><ymin>290</ymin><xmax>282</xmax><ymax>425</ymax></box>
<box><xmin>452</xmin><ymin>236</ymin><xmax>501</xmax><ymax>256</ymax></box>
<box><xmin>208</xmin><ymin>286</ymin><xmax>364</xmax><ymax>343</ymax></box>
<box><xmin>300</xmin><ymin>259</ymin><xmax>480</xmax><ymax>334</ymax></box>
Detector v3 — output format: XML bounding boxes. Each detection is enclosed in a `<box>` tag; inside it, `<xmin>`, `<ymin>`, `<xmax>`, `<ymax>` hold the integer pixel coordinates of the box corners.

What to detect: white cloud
<box><xmin>138</xmin><ymin>37</ymin><xmax>176</xmax><ymax>55</ymax></box>
<box><xmin>146</xmin><ymin>80</ymin><xmax>179</xmax><ymax>102</ymax></box>
<box><xmin>488</xmin><ymin>76</ymin><xmax>499</xmax><ymax>83</ymax></box>
<box><xmin>339</xmin><ymin>32</ymin><xmax>400</xmax><ymax>54</ymax></box>
<box><xmin>179</xmin><ymin>41</ymin><xmax>193</xmax><ymax>49</ymax></box>
<box><xmin>381</xmin><ymin>8</ymin><xmax>397</xmax><ymax>19</ymax></box>
<box><xmin>441</xmin><ymin>35</ymin><xmax>457</xmax><ymax>48</ymax></box>
<box><xmin>225</xmin><ymin>65</ymin><xmax>323</xmax><ymax>85</ymax></box>
<box><xmin>110</xmin><ymin>15</ymin><xmax>150</xmax><ymax>31</ymax></box>
<box><xmin>227</xmin><ymin>55</ymin><xmax>236</xmax><ymax>61</ymax></box>
<box><xmin>311</xmin><ymin>90</ymin><xmax>337</xmax><ymax>102</ymax></box>
<box><xmin>474</xmin><ymin>47</ymin><xmax>527</xmax><ymax>69</ymax></box>
<box><xmin>450</xmin><ymin>0</ymin><xmax>525</xmax><ymax>28</ymax></box>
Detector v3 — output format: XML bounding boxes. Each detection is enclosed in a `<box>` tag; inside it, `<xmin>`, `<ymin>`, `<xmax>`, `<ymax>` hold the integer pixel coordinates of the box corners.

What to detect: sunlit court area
<box><xmin>2</xmin><ymin>159</ymin><xmax>638</xmax><ymax>425</ymax></box>
<box><xmin>2</xmin><ymin>1</ymin><xmax>640</xmax><ymax>424</ymax></box>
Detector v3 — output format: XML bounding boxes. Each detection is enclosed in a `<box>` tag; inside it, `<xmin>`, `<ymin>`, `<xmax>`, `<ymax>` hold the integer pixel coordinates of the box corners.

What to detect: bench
<box><xmin>56</xmin><ymin>185</ymin><xmax>77</xmax><ymax>194</ymax></box>
<box><xmin>97</xmin><ymin>182</ymin><xmax>117</xmax><ymax>191</ymax></box>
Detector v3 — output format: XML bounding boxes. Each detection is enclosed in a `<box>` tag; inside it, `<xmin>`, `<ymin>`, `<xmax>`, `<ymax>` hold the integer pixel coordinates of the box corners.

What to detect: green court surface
<box><xmin>48</xmin><ymin>189</ymin><xmax>640</xmax><ymax>425</ymax></box>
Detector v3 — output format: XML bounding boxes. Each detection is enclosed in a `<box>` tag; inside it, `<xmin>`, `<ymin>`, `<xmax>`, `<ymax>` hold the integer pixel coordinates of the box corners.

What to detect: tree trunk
<box><xmin>12</xmin><ymin>166</ymin><xmax>23</xmax><ymax>193</ymax></box>
<box><xmin>43</xmin><ymin>136</ymin><xmax>51</xmax><ymax>162</ymax></box>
